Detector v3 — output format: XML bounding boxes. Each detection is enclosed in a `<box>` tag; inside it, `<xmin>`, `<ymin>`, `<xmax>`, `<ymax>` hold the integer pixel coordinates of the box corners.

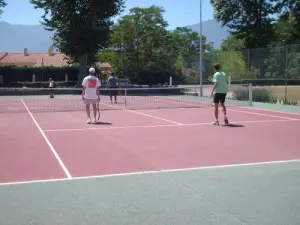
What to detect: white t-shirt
<box><xmin>49</xmin><ymin>80</ymin><xmax>54</xmax><ymax>88</ymax></box>
<box><xmin>81</xmin><ymin>75</ymin><xmax>101</xmax><ymax>99</ymax></box>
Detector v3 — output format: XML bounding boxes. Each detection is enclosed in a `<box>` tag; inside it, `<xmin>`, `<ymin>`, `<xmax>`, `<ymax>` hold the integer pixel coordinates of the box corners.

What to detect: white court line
<box><xmin>43</xmin><ymin>119</ymin><xmax>298</xmax><ymax>132</ymax></box>
<box><xmin>227</xmin><ymin>108</ymin><xmax>298</xmax><ymax>121</ymax></box>
<box><xmin>100</xmin><ymin>102</ymin><xmax>183</xmax><ymax>125</ymax></box>
<box><xmin>154</xmin><ymin>96</ymin><xmax>299</xmax><ymax>121</ymax></box>
<box><xmin>243</xmin><ymin>106</ymin><xmax>300</xmax><ymax>116</ymax></box>
<box><xmin>1</xmin><ymin>158</ymin><xmax>300</xmax><ymax>187</ymax></box>
<box><xmin>20</xmin><ymin>99</ymin><xmax>72</xmax><ymax>179</ymax></box>
<box><xmin>44</xmin><ymin>123</ymin><xmax>177</xmax><ymax>132</ymax></box>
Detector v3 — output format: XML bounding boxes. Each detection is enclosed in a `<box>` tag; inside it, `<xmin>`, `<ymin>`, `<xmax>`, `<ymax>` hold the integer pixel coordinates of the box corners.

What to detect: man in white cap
<box><xmin>81</xmin><ymin>67</ymin><xmax>101</xmax><ymax>124</ymax></box>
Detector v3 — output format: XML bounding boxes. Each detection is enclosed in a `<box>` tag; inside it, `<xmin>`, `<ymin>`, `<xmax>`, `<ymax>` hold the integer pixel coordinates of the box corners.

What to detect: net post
<box><xmin>248</xmin><ymin>83</ymin><xmax>253</xmax><ymax>106</ymax></box>
<box><xmin>228</xmin><ymin>76</ymin><xmax>231</xmax><ymax>87</ymax></box>
<box><xmin>124</xmin><ymin>88</ymin><xmax>127</xmax><ymax>108</ymax></box>
<box><xmin>169</xmin><ymin>76</ymin><xmax>172</xmax><ymax>86</ymax></box>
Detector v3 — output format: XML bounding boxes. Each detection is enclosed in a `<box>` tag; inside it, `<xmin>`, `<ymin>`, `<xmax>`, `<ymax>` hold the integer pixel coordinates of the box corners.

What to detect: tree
<box><xmin>210</xmin><ymin>0</ymin><xmax>274</xmax><ymax>49</ymax></box>
<box><xmin>264</xmin><ymin>6</ymin><xmax>300</xmax><ymax>79</ymax></box>
<box><xmin>213</xmin><ymin>49</ymin><xmax>257</xmax><ymax>81</ymax></box>
<box><xmin>108</xmin><ymin>6</ymin><xmax>173</xmax><ymax>84</ymax></box>
<box><xmin>220</xmin><ymin>35</ymin><xmax>245</xmax><ymax>52</ymax></box>
<box><xmin>0</xmin><ymin>0</ymin><xmax>7</xmax><ymax>17</ymax></box>
<box><xmin>169</xmin><ymin>27</ymin><xmax>215</xmax><ymax>83</ymax></box>
<box><xmin>107</xmin><ymin>6</ymin><xmax>216</xmax><ymax>85</ymax></box>
<box><xmin>30</xmin><ymin>0</ymin><xmax>125</xmax><ymax>86</ymax></box>
<box><xmin>273</xmin><ymin>0</ymin><xmax>300</xmax><ymax>26</ymax></box>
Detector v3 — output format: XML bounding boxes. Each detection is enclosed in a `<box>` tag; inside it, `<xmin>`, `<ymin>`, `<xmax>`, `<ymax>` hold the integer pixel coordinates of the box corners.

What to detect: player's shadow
<box><xmin>222</xmin><ymin>124</ymin><xmax>245</xmax><ymax>128</ymax></box>
<box><xmin>93</xmin><ymin>121</ymin><xmax>112</xmax><ymax>125</ymax></box>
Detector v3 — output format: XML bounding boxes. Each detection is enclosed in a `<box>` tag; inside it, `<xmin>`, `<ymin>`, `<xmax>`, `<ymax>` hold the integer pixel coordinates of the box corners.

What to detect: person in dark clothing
<box><xmin>106</xmin><ymin>72</ymin><xmax>119</xmax><ymax>103</ymax></box>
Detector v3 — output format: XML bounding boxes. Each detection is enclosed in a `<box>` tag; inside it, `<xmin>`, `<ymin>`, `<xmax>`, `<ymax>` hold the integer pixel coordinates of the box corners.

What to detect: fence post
<box><xmin>284</xmin><ymin>46</ymin><xmax>288</xmax><ymax>103</ymax></box>
<box><xmin>124</xmin><ymin>88</ymin><xmax>127</xmax><ymax>108</ymax></box>
<box><xmin>248</xmin><ymin>83</ymin><xmax>253</xmax><ymax>106</ymax></box>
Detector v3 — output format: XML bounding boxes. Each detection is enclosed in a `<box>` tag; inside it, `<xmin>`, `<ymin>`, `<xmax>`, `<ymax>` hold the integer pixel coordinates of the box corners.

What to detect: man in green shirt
<box><xmin>210</xmin><ymin>63</ymin><xmax>229</xmax><ymax>125</ymax></box>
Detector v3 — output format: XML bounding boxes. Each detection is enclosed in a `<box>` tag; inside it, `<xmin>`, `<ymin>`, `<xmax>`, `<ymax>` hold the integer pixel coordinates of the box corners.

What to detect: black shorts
<box><xmin>109</xmin><ymin>89</ymin><xmax>118</xmax><ymax>97</ymax></box>
<box><xmin>213</xmin><ymin>93</ymin><xmax>226</xmax><ymax>104</ymax></box>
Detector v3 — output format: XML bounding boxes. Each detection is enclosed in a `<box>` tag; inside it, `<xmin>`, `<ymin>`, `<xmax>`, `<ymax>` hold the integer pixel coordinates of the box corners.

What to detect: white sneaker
<box><xmin>92</xmin><ymin>118</ymin><xmax>96</xmax><ymax>124</ymax></box>
<box><xmin>86</xmin><ymin>118</ymin><xmax>91</xmax><ymax>124</ymax></box>
<box><xmin>212</xmin><ymin>120</ymin><xmax>219</xmax><ymax>126</ymax></box>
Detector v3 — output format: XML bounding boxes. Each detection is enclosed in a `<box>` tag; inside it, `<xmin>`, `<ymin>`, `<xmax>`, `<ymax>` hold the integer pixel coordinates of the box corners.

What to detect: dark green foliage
<box><xmin>232</xmin><ymin>87</ymin><xmax>275</xmax><ymax>103</ymax></box>
<box><xmin>104</xmin><ymin>6</ymin><xmax>215</xmax><ymax>85</ymax></box>
<box><xmin>30</xmin><ymin>0</ymin><xmax>125</xmax><ymax>85</ymax></box>
<box><xmin>0</xmin><ymin>66</ymin><xmax>79</xmax><ymax>86</ymax></box>
<box><xmin>0</xmin><ymin>0</ymin><xmax>6</xmax><ymax>17</ymax></box>
<box><xmin>210</xmin><ymin>0</ymin><xmax>274</xmax><ymax>49</ymax></box>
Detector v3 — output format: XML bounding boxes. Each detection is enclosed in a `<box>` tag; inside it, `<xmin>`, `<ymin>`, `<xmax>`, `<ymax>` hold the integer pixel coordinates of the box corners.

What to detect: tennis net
<box><xmin>0</xmin><ymin>84</ymin><xmax>252</xmax><ymax>114</ymax></box>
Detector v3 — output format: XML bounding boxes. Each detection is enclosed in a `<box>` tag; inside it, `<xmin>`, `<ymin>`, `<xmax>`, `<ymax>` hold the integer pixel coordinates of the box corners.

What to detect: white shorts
<box><xmin>84</xmin><ymin>99</ymin><xmax>98</xmax><ymax>105</ymax></box>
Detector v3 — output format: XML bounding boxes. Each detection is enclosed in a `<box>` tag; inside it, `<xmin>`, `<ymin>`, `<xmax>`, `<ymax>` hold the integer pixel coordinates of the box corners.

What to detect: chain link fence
<box><xmin>171</xmin><ymin>44</ymin><xmax>300</xmax><ymax>105</ymax></box>
<box><xmin>1</xmin><ymin>44</ymin><xmax>299</xmax><ymax>105</ymax></box>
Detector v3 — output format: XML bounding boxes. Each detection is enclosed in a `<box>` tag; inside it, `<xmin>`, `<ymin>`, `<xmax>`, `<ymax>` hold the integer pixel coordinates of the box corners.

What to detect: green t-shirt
<box><xmin>212</xmin><ymin>72</ymin><xmax>228</xmax><ymax>94</ymax></box>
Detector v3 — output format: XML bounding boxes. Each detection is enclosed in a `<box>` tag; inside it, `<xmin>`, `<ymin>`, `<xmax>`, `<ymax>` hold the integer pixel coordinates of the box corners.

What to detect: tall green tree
<box><xmin>107</xmin><ymin>6</ymin><xmax>215</xmax><ymax>85</ymax></box>
<box><xmin>30</xmin><ymin>0</ymin><xmax>125</xmax><ymax>86</ymax></box>
<box><xmin>0</xmin><ymin>0</ymin><xmax>7</xmax><ymax>17</ymax></box>
<box><xmin>272</xmin><ymin>0</ymin><xmax>300</xmax><ymax>45</ymax></box>
<box><xmin>210</xmin><ymin>0</ymin><xmax>274</xmax><ymax>49</ymax></box>
<box><xmin>170</xmin><ymin>27</ymin><xmax>212</xmax><ymax>67</ymax></box>
<box><xmin>264</xmin><ymin>1</ymin><xmax>300</xmax><ymax>79</ymax></box>
<box><xmin>169</xmin><ymin>27</ymin><xmax>215</xmax><ymax>83</ymax></box>
<box><xmin>220</xmin><ymin>35</ymin><xmax>245</xmax><ymax>52</ymax></box>
<box><xmin>109</xmin><ymin>6</ymin><xmax>173</xmax><ymax>84</ymax></box>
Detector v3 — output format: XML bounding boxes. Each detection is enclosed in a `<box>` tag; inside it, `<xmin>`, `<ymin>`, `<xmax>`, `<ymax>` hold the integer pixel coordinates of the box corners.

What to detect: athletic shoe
<box><xmin>92</xmin><ymin>118</ymin><xmax>96</xmax><ymax>124</ymax></box>
<box><xmin>212</xmin><ymin>120</ymin><xmax>219</xmax><ymax>126</ymax></box>
<box><xmin>86</xmin><ymin>118</ymin><xmax>91</xmax><ymax>124</ymax></box>
<box><xmin>224</xmin><ymin>117</ymin><xmax>229</xmax><ymax>125</ymax></box>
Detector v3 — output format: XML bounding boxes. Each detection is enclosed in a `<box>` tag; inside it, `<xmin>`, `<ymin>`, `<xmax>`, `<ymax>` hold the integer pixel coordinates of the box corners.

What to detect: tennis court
<box><xmin>1</xmin><ymin>86</ymin><xmax>300</xmax><ymax>225</ymax></box>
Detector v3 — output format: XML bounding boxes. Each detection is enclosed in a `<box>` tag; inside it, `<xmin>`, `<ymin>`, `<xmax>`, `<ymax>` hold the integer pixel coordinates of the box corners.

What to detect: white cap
<box><xmin>89</xmin><ymin>67</ymin><xmax>95</xmax><ymax>74</ymax></box>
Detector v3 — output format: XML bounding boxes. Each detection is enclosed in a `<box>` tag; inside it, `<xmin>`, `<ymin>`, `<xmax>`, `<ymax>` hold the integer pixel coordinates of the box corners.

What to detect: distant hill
<box><xmin>0</xmin><ymin>21</ymin><xmax>55</xmax><ymax>53</ymax></box>
<box><xmin>0</xmin><ymin>19</ymin><xmax>229</xmax><ymax>53</ymax></box>
<box><xmin>187</xmin><ymin>19</ymin><xmax>230</xmax><ymax>49</ymax></box>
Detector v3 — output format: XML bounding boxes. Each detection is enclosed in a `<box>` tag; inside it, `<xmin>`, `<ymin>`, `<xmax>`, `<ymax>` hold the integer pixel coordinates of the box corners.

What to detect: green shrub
<box><xmin>232</xmin><ymin>87</ymin><xmax>276</xmax><ymax>103</ymax></box>
<box><xmin>279</xmin><ymin>99</ymin><xmax>300</xmax><ymax>106</ymax></box>
<box><xmin>252</xmin><ymin>88</ymin><xmax>275</xmax><ymax>102</ymax></box>
<box><xmin>231</xmin><ymin>87</ymin><xmax>249</xmax><ymax>101</ymax></box>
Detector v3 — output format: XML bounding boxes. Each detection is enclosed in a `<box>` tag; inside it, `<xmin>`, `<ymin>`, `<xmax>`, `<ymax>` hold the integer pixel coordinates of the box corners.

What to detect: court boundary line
<box><xmin>20</xmin><ymin>99</ymin><xmax>72</xmax><ymax>179</ymax></box>
<box><xmin>1</xmin><ymin>158</ymin><xmax>299</xmax><ymax>186</ymax></box>
<box><xmin>100</xmin><ymin>102</ymin><xmax>183</xmax><ymax>125</ymax></box>
<box><xmin>42</xmin><ymin>118</ymin><xmax>298</xmax><ymax>132</ymax></box>
<box><xmin>243</xmin><ymin>106</ymin><xmax>300</xmax><ymax>116</ymax></box>
<box><xmin>153</xmin><ymin>95</ymin><xmax>299</xmax><ymax>121</ymax></box>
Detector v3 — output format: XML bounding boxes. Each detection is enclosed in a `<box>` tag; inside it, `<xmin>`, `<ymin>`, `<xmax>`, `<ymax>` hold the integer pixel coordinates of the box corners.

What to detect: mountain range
<box><xmin>0</xmin><ymin>19</ymin><xmax>229</xmax><ymax>53</ymax></box>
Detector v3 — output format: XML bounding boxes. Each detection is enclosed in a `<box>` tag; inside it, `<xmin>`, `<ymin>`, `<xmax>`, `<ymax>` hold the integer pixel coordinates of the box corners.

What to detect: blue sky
<box><xmin>1</xmin><ymin>0</ymin><xmax>214</xmax><ymax>29</ymax></box>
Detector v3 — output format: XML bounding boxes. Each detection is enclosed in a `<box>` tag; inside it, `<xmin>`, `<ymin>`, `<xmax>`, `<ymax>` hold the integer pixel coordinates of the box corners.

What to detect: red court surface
<box><xmin>1</xmin><ymin>101</ymin><xmax>300</xmax><ymax>184</ymax></box>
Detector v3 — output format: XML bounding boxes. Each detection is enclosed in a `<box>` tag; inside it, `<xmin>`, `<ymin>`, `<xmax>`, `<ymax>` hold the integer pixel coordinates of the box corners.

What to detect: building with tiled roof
<box><xmin>0</xmin><ymin>47</ymin><xmax>113</xmax><ymax>85</ymax></box>
<box><xmin>0</xmin><ymin>47</ymin><xmax>112</xmax><ymax>71</ymax></box>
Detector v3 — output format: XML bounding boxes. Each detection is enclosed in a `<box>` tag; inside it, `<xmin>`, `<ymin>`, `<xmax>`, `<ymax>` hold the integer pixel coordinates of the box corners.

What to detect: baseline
<box><xmin>1</xmin><ymin>159</ymin><xmax>299</xmax><ymax>186</ymax></box>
